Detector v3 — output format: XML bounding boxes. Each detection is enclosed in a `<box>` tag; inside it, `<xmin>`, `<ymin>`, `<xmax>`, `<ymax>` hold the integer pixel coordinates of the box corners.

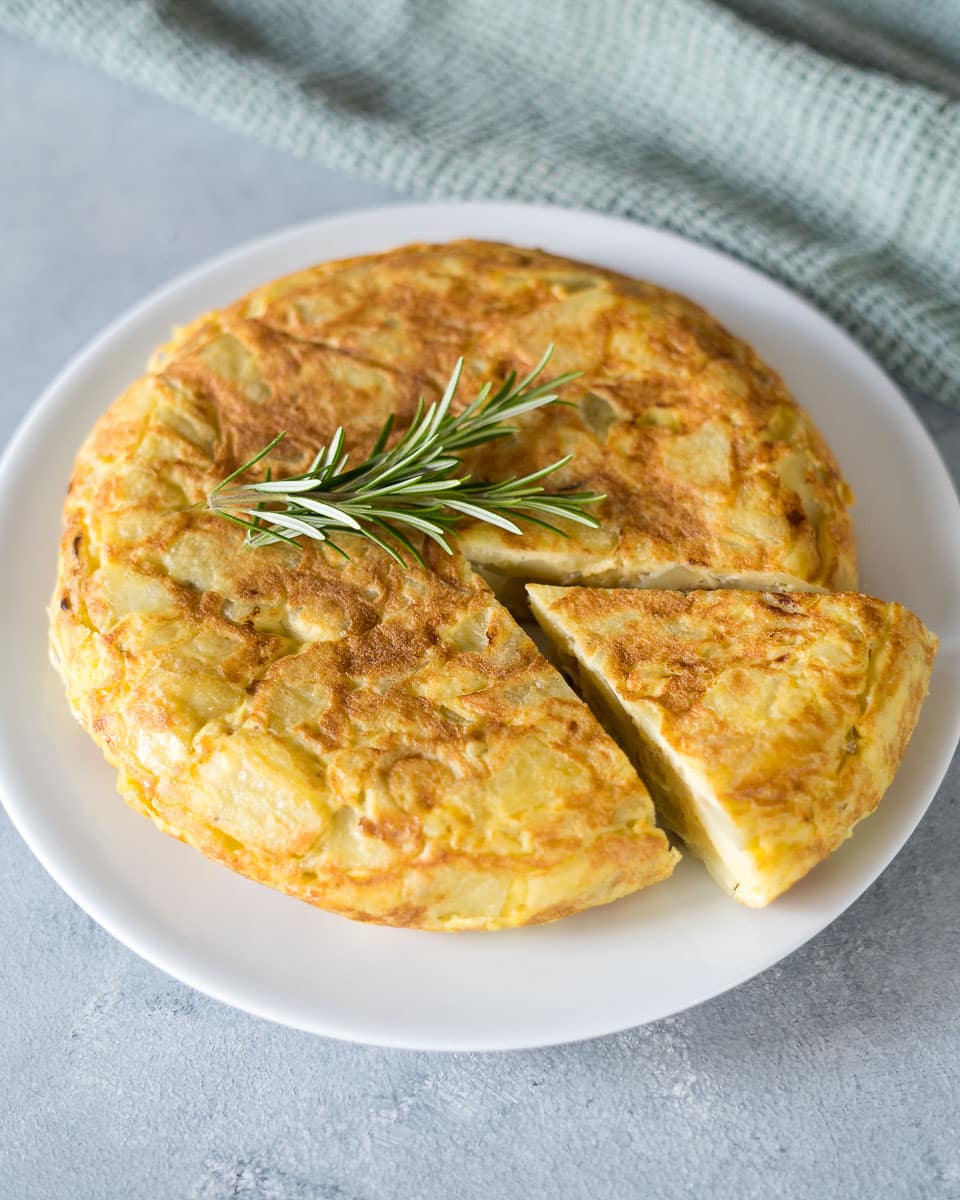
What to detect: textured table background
<box><xmin>1</xmin><ymin>34</ymin><xmax>958</xmax><ymax>1200</ymax></box>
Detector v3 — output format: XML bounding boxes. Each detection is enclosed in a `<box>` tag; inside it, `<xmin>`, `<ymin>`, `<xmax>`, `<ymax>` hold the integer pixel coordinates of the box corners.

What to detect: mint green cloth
<box><xmin>3</xmin><ymin>1</ymin><xmax>959</xmax><ymax>406</ymax></box>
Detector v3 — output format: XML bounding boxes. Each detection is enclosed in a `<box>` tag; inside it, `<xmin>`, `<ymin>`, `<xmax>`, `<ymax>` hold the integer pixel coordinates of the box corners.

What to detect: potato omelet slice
<box><xmin>527</xmin><ymin>586</ymin><xmax>937</xmax><ymax>906</ymax></box>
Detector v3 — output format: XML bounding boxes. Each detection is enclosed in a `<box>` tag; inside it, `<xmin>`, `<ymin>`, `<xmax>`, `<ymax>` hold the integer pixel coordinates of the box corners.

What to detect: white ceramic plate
<box><xmin>2</xmin><ymin>203</ymin><xmax>958</xmax><ymax>1051</ymax></box>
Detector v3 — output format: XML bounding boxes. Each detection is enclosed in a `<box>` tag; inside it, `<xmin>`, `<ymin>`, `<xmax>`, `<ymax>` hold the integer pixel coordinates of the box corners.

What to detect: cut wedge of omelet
<box><xmin>527</xmin><ymin>586</ymin><xmax>937</xmax><ymax>906</ymax></box>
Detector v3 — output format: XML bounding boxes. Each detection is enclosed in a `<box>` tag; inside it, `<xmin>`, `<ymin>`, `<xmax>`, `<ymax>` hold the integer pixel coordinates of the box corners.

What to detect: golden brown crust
<box><xmin>527</xmin><ymin>586</ymin><xmax>937</xmax><ymax>905</ymax></box>
<box><xmin>50</xmin><ymin>360</ymin><xmax>678</xmax><ymax>931</ymax></box>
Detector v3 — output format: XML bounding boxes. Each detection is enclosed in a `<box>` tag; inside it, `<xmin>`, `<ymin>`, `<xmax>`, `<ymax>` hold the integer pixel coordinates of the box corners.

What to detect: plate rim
<box><xmin>2</xmin><ymin>200</ymin><xmax>958</xmax><ymax>1051</ymax></box>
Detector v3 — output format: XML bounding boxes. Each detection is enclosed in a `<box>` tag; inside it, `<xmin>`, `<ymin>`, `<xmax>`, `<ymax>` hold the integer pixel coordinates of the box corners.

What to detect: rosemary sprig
<box><xmin>206</xmin><ymin>346</ymin><xmax>604</xmax><ymax>567</ymax></box>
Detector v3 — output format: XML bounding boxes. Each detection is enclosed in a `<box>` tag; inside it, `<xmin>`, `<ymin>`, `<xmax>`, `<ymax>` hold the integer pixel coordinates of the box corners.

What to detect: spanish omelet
<box><xmin>527</xmin><ymin>586</ymin><xmax>937</xmax><ymax>906</ymax></box>
<box><xmin>49</xmin><ymin>355</ymin><xmax>678</xmax><ymax>931</ymax></box>
<box><xmin>153</xmin><ymin>240</ymin><xmax>857</xmax><ymax>598</ymax></box>
<box><xmin>50</xmin><ymin>238</ymin><xmax>861</xmax><ymax>929</ymax></box>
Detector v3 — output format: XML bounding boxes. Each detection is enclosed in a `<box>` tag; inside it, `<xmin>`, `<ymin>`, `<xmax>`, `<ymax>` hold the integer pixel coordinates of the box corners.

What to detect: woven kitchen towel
<box><xmin>2</xmin><ymin>0</ymin><xmax>959</xmax><ymax>406</ymax></box>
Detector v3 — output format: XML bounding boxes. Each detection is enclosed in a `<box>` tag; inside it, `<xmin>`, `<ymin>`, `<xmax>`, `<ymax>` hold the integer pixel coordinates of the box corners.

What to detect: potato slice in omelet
<box><xmin>527</xmin><ymin>586</ymin><xmax>937</xmax><ymax>906</ymax></box>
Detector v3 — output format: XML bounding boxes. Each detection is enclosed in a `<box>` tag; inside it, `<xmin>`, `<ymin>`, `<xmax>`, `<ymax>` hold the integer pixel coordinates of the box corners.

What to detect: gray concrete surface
<box><xmin>1</xmin><ymin>33</ymin><xmax>958</xmax><ymax>1200</ymax></box>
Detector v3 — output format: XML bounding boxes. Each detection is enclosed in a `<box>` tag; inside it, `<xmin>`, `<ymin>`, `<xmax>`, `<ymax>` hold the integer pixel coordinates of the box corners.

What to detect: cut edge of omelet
<box><xmin>477</xmin><ymin>561</ymin><xmax>829</xmax><ymax>620</ymax></box>
<box><xmin>527</xmin><ymin>584</ymin><xmax>760</xmax><ymax>902</ymax></box>
<box><xmin>527</xmin><ymin>584</ymin><xmax>937</xmax><ymax>908</ymax></box>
